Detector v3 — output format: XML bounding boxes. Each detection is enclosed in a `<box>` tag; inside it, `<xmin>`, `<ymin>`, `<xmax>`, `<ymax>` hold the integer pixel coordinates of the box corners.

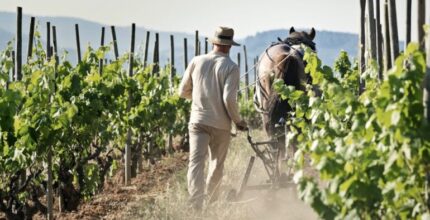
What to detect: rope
<box><xmin>239</xmin><ymin>61</ymin><xmax>259</xmax><ymax>80</ymax></box>
<box><xmin>238</xmin><ymin>52</ymin><xmax>292</xmax><ymax>93</ymax></box>
<box><xmin>238</xmin><ymin>81</ymin><xmax>257</xmax><ymax>92</ymax></box>
<box><xmin>237</xmin><ymin>51</ymin><xmax>293</xmax><ymax>93</ymax></box>
<box><xmin>238</xmin><ymin>42</ymin><xmax>303</xmax><ymax>118</ymax></box>
<box><xmin>238</xmin><ymin>41</ymin><xmax>295</xmax><ymax>80</ymax></box>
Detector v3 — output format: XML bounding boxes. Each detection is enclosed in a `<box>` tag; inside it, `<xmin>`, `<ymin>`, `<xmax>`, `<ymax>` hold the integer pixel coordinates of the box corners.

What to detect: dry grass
<box><xmin>120</xmin><ymin>130</ymin><xmax>268</xmax><ymax>220</ymax></box>
<box><xmin>121</xmin><ymin>129</ymin><xmax>317</xmax><ymax>220</ymax></box>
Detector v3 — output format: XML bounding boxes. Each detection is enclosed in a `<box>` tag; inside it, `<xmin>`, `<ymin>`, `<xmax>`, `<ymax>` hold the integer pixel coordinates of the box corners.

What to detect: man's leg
<box><xmin>187</xmin><ymin>124</ymin><xmax>210</xmax><ymax>210</ymax></box>
<box><xmin>206</xmin><ymin>127</ymin><xmax>231</xmax><ymax>203</ymax></box>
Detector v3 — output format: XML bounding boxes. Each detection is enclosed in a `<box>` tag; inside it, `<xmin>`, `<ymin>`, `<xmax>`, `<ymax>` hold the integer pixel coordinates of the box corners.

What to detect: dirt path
<box><xmin>25</xmin><ymin>131</ymin><xmax>318</xmax><ymax>220</ymax></box>
<box><xmin>239</xmin><ymin>187</ymin><xmax>317</xmax><ymax>220</ymax></box>
<box><xmin>233</xmin><ymin>156</ymin><xmax>317</xmax><ymax>220</ymax></box>
<box><xmin>119</xmin><ymin>131</ymin><xmax>318</xmax><ymax>219</ymax></box>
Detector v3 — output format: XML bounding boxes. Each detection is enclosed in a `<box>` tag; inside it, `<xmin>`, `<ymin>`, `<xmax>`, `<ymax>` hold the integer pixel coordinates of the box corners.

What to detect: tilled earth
<box><xmin>30</xmin><ymin>152</ymin><xmax>188</xmax><ymax>220</ymax></box>
<box><xmin>2</xmin><ymin>131</ymin><xmax>319</xmax><ymax>220</ymax></box>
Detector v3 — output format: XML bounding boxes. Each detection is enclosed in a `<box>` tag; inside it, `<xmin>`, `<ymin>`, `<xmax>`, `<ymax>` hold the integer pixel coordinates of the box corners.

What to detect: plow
<box><xmin>229</xmin><ymin>123</ymin><xmax>296</xmax><ymax>200</ymax></box>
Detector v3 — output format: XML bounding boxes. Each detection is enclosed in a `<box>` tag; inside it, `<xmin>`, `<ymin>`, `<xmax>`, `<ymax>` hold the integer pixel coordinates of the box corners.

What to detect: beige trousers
<box><xmin>187</xmin><ymin>123</ymin><xmax>231</xmax><ymax>209</ymax></box>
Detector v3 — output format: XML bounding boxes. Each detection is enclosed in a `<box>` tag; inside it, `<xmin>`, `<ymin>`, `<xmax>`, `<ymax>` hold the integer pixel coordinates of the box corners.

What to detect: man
<box><xmin>178</xmin><ymin>26</ymin><xmax>247</xmax><ymax>210</ymax></box>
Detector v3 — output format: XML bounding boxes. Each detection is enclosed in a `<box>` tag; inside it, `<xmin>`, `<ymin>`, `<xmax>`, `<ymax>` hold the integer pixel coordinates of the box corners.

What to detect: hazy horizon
<box><xmin>1</xmin><ymin>0</ymin><xmax>429</xmax><ymax>40</ymax></box>
<box><xmin>0</xmin><ymin>10</ymin><xmax>359</xmax><ymax>40</ymax></box>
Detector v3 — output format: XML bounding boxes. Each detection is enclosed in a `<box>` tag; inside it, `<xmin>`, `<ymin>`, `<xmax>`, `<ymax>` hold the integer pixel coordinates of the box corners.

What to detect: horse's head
<box><xmin>278</xmin><ymin>27</ymin><xmax>316</xmax><ymax>51</ymax></box>
<box><xmin>276</xmin><ymin>27</ymin><xmax>316</xmax><ymax>85</ymax></box>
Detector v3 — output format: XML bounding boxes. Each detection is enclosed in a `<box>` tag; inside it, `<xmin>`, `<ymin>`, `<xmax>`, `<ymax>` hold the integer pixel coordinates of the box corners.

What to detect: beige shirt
<box><xmin>178</xmin><ymin>51</ymin><xmax>242</xmax><ymax>131</ymax></box>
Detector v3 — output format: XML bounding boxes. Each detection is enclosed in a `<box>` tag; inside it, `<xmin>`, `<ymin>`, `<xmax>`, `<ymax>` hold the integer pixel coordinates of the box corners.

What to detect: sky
<box><xmin>0</xmin><ymin>0</ymin><xmax>429</xmax><ymax>40</ymax></box>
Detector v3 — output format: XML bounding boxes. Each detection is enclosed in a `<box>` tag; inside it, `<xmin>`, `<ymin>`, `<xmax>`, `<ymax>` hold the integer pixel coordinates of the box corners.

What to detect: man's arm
<box><xmin>223</xmin><ymin>66</ymin><xmax>242</xmax><ymax>125</ymax></box>
<box><xmin>178</xmin><ymin>59</ymin><xmax>195</xmax><ymax>100</ymax></box>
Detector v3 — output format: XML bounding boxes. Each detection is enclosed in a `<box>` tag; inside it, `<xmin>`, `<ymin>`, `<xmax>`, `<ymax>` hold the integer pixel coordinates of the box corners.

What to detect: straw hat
<box><xmin>208</xmin><ymin>26</ymin><xmax>240</xmax><ymax>46</ymax></box>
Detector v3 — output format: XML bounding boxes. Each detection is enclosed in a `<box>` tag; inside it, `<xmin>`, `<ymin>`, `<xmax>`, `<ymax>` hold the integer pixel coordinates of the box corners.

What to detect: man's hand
<box><xmin>235</xmin><ymin>120</ymin><xmax>248</xmax><ymax>131</ymax></box>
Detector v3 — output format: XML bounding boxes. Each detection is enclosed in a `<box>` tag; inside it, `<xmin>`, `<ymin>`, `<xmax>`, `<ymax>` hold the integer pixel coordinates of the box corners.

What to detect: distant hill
<box><xmin>235</xmin><ymin>29</ymin><xmax>358</xmax><ymax>67</ymax></box>
<box><xmin>0</xmin><ymin>11</ymin><xmax>200</xmax><ymax>70</ymax></box>
<box><xmin>0</xmin><ymin>28</ymin><xmax>13</xmax><ymax>44</ymax></box>
<box><xmin>0</xmin><ymin>11</ymin><xmax>358</xmax><ymax>75</ymax></box>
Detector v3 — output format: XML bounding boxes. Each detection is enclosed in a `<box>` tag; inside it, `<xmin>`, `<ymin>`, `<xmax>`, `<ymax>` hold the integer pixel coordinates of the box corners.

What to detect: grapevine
<box><xmin>0</xmin><ymin>31</ymin><xmax>189</xmax><ymax>219</ymax></box>
<box><xmin>274</xmin><ymin>44</ymin><xmax>430</xmax><ymax>219</ymax></box>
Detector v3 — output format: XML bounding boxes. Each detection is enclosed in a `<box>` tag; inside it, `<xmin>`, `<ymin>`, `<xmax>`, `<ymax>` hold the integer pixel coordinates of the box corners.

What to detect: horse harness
<box><xmin>253</xmin><ymin>37</ymin><xmax>315</xmax><ymax>115</ymax></box>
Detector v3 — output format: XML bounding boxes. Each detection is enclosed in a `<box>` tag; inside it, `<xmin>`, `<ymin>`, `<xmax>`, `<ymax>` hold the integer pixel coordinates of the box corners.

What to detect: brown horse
<box><xmin>254</xmin><ymin>27</ymin><xmax>316</xmax><ymax>161</ymax></box>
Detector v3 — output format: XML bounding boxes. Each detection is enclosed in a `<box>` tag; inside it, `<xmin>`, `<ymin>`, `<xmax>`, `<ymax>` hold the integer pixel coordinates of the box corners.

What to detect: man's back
<box><xmin>179</xmin><ymin>51</ymin><xmax>241</xmax><ymax>131</ymax></box>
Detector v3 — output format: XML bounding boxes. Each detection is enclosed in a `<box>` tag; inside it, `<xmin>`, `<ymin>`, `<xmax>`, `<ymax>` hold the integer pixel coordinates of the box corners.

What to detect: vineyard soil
<box><xmin>121</xmin><ymin>130</ymin><xmax>317</xmax><ymax>220</ymax></box>
<box><xmin>0</xmin><ymin>131</ymin><xmax>318</xmax><ymax>220</ymax></box>
<box><xmin>31</xmin><ymin>153</ymin><xmax>188</xmax><ymax>220</ymax></box>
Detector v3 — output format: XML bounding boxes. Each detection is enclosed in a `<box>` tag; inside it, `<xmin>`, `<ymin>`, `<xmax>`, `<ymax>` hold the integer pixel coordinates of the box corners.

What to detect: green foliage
<box><xmin>238</xmin><ymin>86</ymin><xmax>261</xmax><ymax>128</ymax></box>
<box><xmin>0</xmin><ymin>30</ymin><xmax>189</xmax><ymax>217</ymax></box>
<box><xmin>275</xmin><ymin>44</ymin><xmax>430</xmax><ymax>219</ymax></box>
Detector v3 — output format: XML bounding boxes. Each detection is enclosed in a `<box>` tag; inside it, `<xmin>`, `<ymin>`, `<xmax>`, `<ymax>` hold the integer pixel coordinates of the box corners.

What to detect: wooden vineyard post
<box><xmin>144</xmin><ymin>31</ymin><xmax>150</xmax><ymax>68</ymax></box>
<box><xmin>195</xmin><ymin>30</ymin><xmax>199</xmax><ymax>56</ymax></box>
<box><xmin>75</xmin><ymin>24</ymin><xmax>82</xmax><ymax>63</ymax></box>
<box><xmin>170</xmin><ymin>35</ymin><xmax>176</xmax><ymax>86</ymax></box>
<box><xmin>46</xmin><ymin>21</ymin><xmax>54</xmax><ymax>220</ymax></box>
<box><xmin>359</xmin><ymin>0</ymin><xmax>366</xmax><ymax>93</ymax></box>
<box><xmin>52</xmin><ymin>26</ymin><xmax>59</xmax><ymax>64</ymax></box>
<box><xmin>375</xmin><ymin>0</ymin><xmax>383</xmax><ymax>80</ymax></box>
<box><xmin>99</xmin><ymin>27</ymin><xmax>105</xmax><ymax>74</ymax></box>
<box><xmin>46</xmin><ymin>22</ymin><xmax>52</xmax><ymax>60</ymax></box>
<box><xmin>152</xmin><ymin>33</ymin><xmax>159</xmax><ymax>76</ymax></box>
<box><xmin>51</xmin><ymin>25</ymin><xmax>64</xmax><ymax>212</ymax></box>
<box><xmin>52</xmin><ymin>26</ymin><xmax>58</xmax><ymax>56</ymax></box>
<box><xmin>47</xmin><ymin>149</ymin><xmax>53</xmax><ymax>220</ymax></box>
<box><xmin>367</xmin><ymin>0</ymin><xmax>377</xmax><ymax>61</ymax></box>
<box><xmin>168</xmin><ymin>34</ymin><xmax>175</xmax><ymax>154</ymax></box>
<box><xmin>383</xmin><ymin>0</ymin><xmax>392</xmax><ymax>74</ymax></box>
<box><xmin>156</xmin><ymin>33</ymin><xmax>159</xmax><ymax>72</ymax></box>
<box><xmin>111</xmin><ymin>26</ymin><xmax>119</xmax><ymax>60</ymax></box>
<box><xmin>254</xmin><ymin>56</ymin><xmax>258</xmax><ymax>84</ymax></box>
<box><xmin>205</xmin><ymin>37</ymin><xmax>208</xmax><ymax>54</ymax></box>
<box><xmin>17</xmin><ymin>7</ymin><xmax>26</xmax><ymax>198</ymax></box>
<box><xmin>388</xmin><ymin>0</ymin><xmax>399</xmax><ymax>64</ymax></box>
<box><xmin>15</xmin><ymin>7</ymin><xmax>22</xmax><ymax>81</ymax></box>
<box><xmin>184</xmin><ymin>38</ymin><xmax>188</xmax><ymax>69</ymax></box>
<box><xmin>52</xmin><ymin>26</ymin><xmax>59</xmax><ymax>94</ymax></box>
<box><xmin>418</xmin><ymin>0</ymin><xmax>426</xmax><ymax>50</ymax></box>
<box><xmin>27</xmin><ymin>16</ymin><xmax>35</xmax><ymax>62</ymax></box>
<box><xmin>425</xmin><ymin>27</ymin><xmax>430</xmax><ymax>124</ymax></box>
<box><xmin>405</xmin><ymin>0</ymin><xmax>412</xmax><ymax>48</ymax></box>
<box><xmin>125</xmin><ymin>23</ymin><xmax>136</xmax><ymax>186</ymax></box>
<box><xmin>237</xmin><ymin>53</ymin><xmax>241</xmax><ymax>74</ymax></box>
<box><xmin>243</xmin><ymin>45</ymin><xmax>249</xmax><ymax>100</ymax></box>
<box><xmin>237</xmin><ymin>53</ymin><xmax>241</xmax><ymax>98</ymax></box>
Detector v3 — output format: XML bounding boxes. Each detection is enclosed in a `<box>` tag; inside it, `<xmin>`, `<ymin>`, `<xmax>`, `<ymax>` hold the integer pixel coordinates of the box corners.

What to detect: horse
<box><xmin>254</xmin><ymin>27</ymin><xmax>316</xmax><ymax>164</ymax></box>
